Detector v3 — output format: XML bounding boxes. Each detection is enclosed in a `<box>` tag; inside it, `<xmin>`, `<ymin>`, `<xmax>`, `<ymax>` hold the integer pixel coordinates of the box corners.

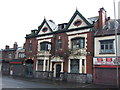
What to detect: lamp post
<box><xmin>113</xmin><ymin>0</ymin><xmax>119</xmax><ymax>88</ymax></box>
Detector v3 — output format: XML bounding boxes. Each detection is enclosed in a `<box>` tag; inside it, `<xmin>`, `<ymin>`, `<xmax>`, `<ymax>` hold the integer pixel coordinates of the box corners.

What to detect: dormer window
<box><xmin>42</xmin><ymin>27</ymin><xmax>48</xmax><ymax>32</ymax></box>
<box><xmin>73</xmin><ymin>20</ymin><xmax>82</xmax><ymax>26</ymax></box>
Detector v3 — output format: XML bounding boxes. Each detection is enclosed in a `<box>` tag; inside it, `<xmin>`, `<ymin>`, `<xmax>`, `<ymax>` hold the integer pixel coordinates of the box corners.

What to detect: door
<box><xmin>25</xmin><ymin>59</ymin><xmax>34</xmax><ymax>77</ymax></box>
<box><xmin>25</xmin><ymin>64</ymin><xmax>33</xmax><ymax>77</ymax></box>
<box><xmin>56</xmin><ymin>64</ymin><xmax>61</xmax><ymax>78</ymax></box>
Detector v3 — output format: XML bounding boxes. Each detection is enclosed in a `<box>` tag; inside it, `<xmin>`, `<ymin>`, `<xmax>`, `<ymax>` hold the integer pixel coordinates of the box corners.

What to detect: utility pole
<box><xmin>113</xmin><ymin>0</ymin><xmax>119</xmax><ymax>88</ymax></box>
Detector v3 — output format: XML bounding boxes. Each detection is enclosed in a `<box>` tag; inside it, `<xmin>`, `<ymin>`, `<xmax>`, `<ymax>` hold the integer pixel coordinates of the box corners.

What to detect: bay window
<box><xmin>40</xmin><ymin>42</ymin><xmax>51</xmax><ymax>51</ymax></box>
<box><xmin>71</xmin><ymin>37</ymin><xmax>85</xmax><ymax>49</ymax></box>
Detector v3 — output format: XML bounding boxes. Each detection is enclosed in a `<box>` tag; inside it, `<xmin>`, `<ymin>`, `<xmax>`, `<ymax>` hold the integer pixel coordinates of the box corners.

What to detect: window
<box><xmin>37</xmin><ymin>60</ymin><xmax>44</xmax><ymax>71</ymax></box>
<box><xmin>42</xmin><ymin>27</ymin><xmax>48</xmax><ymax>32</ymax></box>
<box><xmin>57</xmin><ymin>39</ymin><xmax>62</xmax><ymax>50</ymax></box>
<box><xmin>18</xmin><ymin>53</ymin><xmax>25</xmax><ymax>58</ymax></box>
<box><xmin>40</xmin><ymin>42</ymin><xmax>51</xmax><ymax>51</ymax></box>
<box><xmin>28</xmin><ymin>43</ymin><xmax>32</xmax><ymax>52</ymax></box>
<box><xmin>0</xmin><ymin>53</ymin><xmax>2</xmax><ymax>58</ymax></box>
<box><xmin>45</xmin><ymin>60</ymin><xmax>48</xmax><ymax>71</ymax></box>
<box><xmin>71</xmin><ymin>38</ymin><xmax>85</xmax><ymax>49</ymax></box>
<box><xmin>100</xmin><ymin>40</ymin><xmax>114</xmax><ymax>54</ymax></box>
<box><xmin>73</xmin><ymin>20</ymin><xmax>82</xmax><ymax>26</ymax></box>
<box><xmin>70</xmin><ymin>59</ymin><xmax>79</xmax><ymax>73</ymax></box>
<box><xmin>8</xmin><ymin>53</ymin><xmax>12</xmax><ymax>59</ymax></box>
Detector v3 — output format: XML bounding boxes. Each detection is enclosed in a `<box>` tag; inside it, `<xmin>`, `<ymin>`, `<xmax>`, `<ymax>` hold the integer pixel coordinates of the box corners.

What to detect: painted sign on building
<box><xmin>93</xmin><ymin>58</ymin><xmax>120</xmax><ymax>65</ymax></box>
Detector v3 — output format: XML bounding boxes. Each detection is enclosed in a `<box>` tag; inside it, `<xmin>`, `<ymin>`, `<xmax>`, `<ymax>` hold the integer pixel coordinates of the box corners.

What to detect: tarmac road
<box><xmin>1</xmin><ymin>75</ymin><xmax>117</xmax><ymax>90</ymax></box>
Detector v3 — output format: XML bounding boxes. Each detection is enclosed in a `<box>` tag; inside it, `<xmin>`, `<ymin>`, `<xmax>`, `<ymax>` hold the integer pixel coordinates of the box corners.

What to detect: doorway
<box><xmin>56</xmin><ymin>64</ymin><xmax>61</xmax><ymax>78</ymax></box>
<box><xmin>25</xmin><ymin>59</ymin><xmax>34</xmax><ymax>77</ymax></box>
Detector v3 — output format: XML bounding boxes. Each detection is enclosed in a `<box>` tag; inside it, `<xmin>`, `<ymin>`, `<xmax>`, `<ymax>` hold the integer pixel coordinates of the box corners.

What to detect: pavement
<box><xmin>6</xmin><ymin>75</ymin><xmax>118</xmax><ymax>89</ymax></box>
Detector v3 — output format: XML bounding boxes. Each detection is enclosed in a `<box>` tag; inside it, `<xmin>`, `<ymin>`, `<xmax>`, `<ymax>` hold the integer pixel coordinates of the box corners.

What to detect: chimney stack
<box><xmin>5</xmin><ymin>45</ymin><xmax>9</xmax><ymax>49</ymax></box>
<box><xmin>98</xmin><ymin>7</ymin><xmax>107</xmax><ymax>29</ymax></box>
<box><xmin>13</xmin><ymin>42</ymin><xmax>18</xmax><ymax>49</ymax></box>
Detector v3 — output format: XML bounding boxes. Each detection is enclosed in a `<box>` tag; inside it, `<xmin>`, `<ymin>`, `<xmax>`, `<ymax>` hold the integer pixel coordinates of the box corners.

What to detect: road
<box><xmin>1</xmin><ymin>75</ymin><xmax>84</xmax><ymax>89</ymax></box>
<box><xmin>0</xmin><ymin>75</ymin><xmax>117</xmax><ymax>90</ymax></box>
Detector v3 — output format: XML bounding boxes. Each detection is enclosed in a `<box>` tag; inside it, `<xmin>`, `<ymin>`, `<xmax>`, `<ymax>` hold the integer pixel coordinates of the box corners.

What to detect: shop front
<box><xmin>93</xmin><ymin>57</ymin><xmax>120</xmax><ymax>86</ymax></box>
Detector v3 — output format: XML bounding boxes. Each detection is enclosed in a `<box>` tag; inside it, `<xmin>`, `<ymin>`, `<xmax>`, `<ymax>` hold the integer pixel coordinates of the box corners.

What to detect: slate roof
<box><xmin>46</xmin><ymin>20</ymin><xmax>57</xmax><ymax>31</ymax></box>
<box><xmin>94</xmin><ymin>19</ymin><xmax>120</xmax><ymax>37</ymax></box>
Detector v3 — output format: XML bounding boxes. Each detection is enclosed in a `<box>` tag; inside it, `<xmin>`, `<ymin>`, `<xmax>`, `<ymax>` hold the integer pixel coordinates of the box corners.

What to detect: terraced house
<box><xmin>25</xmin><ymin>9</ymin><xmax>99</xmax><ymax>83</ymax></box>
<box><xmin>93</xmin><ymin>8</ymin><xmax>120</xmax><ymax>86</ymax></box>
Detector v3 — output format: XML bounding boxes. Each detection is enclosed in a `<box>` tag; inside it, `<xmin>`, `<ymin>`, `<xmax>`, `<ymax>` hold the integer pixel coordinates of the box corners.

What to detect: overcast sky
<box><xmin>0</xmin><ymin>0</ymin><xmax>119</xmax><ymax>49</ymax></box>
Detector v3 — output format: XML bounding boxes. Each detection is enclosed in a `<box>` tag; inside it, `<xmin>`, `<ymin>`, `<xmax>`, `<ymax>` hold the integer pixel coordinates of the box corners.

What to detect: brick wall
<box><xmin>25</xmin><ymin>37</ymin><xmax>38</xmax><ymax>70</ymax></box>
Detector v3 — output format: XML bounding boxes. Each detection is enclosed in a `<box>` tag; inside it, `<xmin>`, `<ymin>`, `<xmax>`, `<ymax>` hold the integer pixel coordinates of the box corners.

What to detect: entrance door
<box><xmin>56</xmin><ymin>64</ymin><xmax>61</xmax><ymax>78</ymax></box>
<box><xmin>25</xmin><ymin>59</ymin><xmax>34</xmax><ymax>77</ymax></box>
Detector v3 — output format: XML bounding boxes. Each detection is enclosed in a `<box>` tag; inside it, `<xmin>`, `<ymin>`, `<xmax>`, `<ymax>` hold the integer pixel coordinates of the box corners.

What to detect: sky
<box><xmin>0</xmin><ymin>0</ymin><xmax>120</xmax><ymax>49</ymax></box>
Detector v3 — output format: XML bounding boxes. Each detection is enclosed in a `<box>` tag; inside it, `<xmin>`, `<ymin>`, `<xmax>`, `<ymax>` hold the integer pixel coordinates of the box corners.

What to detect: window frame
<box><xmin>37</xmin><ymin>60</ymin><xmax>44</xmax><ymax>71</ymax></box>
<box><xmin>28</xmin><ymin>43</ymin><xmax>32</xmax><ymax>52</ymax></box>
<box><xmin>40</xmin><ymin>42</ymin><xmax>51</xmax><ymax>51</ymax></box>
<box><xmin>70</xmin><ymin>59</ymin><xmax>79</xmax><ymax>73</ymax></box>
<box><xmin>57</xmin><ymin>39</ymin><xmax>62</xmax><ymax>50</ymax></box>
<box><xmin>99</xmin><ymin>39</ymin><xmax>115</xmax><ymax>54</ymax></box>
<box><xmin>71</xmin><ymin>37</ymin><xmax>85</xmax><ymax>49</ymax></box>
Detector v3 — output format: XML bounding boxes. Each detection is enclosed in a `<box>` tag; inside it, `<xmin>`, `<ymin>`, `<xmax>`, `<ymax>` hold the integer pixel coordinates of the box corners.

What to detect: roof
<box><xmin>46</xmin><ymin>20</ymin><xmax>57</xmax><ymax>31</ymax></box>
<box><xmin>87</xmin><ymin>16</ymin><xmax>99</xmax><ymax>24</ymax></box>
<box><xmin>94</xmin><ymin>19</ymin><xmax>120</xmax><ymax>37</ymax></box>
<box><xmin>26</xmin><ymin>9</ymin><xmax>95</xmax><ymax>38</ymax></box>
<box><xmin>65</xmin><ymin>9</ymin><xmax>92</xmax><ymax>30</ymax></box>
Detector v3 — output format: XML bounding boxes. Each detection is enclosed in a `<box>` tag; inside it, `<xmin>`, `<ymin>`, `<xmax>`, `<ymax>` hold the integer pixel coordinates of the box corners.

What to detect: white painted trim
<box><xmin>66</xmin><ymin>29</ymin><xmax>90</xmax><ymax>35</ymax></box>
<box><xmin>84</xmin><ymin>59</ymin><xmax>86</xmax><ymax>73</ymax></box>
<box><xmin>67</xmin><ymin>33</ymin><xmax>87</xmax><ymax>49</ymax></box>
<box><xmin>68</xmin><ymin>59</ymin><xmax>70</xmax><ymax>73</ymax></box>
<box><xmin>36</xmin><ymin>35</ymin><xmax>53</xmax><ymax>40</ymax></box>
<box><xmin>50</xmin><ymin>61</ymin><xmax>52</xmax><ymax>71</ymax></box>
<box><xmin>80</xmin><ymin>59</ymin><xmax>82</xmax><ymax>73</ymax></box>
<box><xmin>36</xmin><ymin>60</ymin><xmax>38</xmax><ymax>71</ymax></box>
<box><xmin>53</xmin><ymin>63</ymin><xmax>62</xmax><ymax>77</ymax></box>
<box><xmin>37</xmin><ymin>39</ymin><xmax>51</xmax><ymax>51</ymax></box>
<box><xmin>68</xmin><ymin>56</ymin><xmax>86</xmax><ymax>74</ymax></box>
<box><xmin>43</xmin><ymin>59</ymin><xmax>46</xmax><ymax>71</ymax></box>
<box><xmin>61</xmin><ymin>62</ymin><xmax>63</xmax><ymax>72</ymax></box>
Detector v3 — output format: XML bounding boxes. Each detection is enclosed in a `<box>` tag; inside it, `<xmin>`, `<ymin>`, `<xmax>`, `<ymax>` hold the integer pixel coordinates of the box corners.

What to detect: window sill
<box><xmin>99</xmin><ymin>53</ymin><xmax>115</xmax><ymax>54</ymax></box>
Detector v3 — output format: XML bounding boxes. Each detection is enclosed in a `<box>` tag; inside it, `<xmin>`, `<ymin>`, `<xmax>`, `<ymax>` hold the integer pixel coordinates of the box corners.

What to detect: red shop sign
<box><xmin>106</xmin><ymin>58</ymin><xmax>112</xmax><ymax>62</ymax></box>
<box><xmin>97</xmin><ymin>58</ymin><xmax>103</xmax><ymax>62</ymax></box>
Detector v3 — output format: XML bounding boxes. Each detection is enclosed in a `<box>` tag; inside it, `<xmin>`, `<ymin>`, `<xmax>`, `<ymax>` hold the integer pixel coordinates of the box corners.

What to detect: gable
<box><xmin>66</xmin><ymin>10</ymin><xmax>92</xmax><ymax>30</ymax></box>
<box><xmin>38</xmin><ymin>23</ymin><xmax>52</xmax><ymax>35</ymax></box>
<box><xmin>37</xmin><ymin>19</ymin><xmax>53</xmax><ymax>35</ymax></box>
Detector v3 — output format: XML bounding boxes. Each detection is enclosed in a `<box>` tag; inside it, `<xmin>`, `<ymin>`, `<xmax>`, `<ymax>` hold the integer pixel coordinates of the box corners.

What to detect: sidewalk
<box><xmin>8</xmin><ymin>75</ymin><xmax>117</xmax><ymax>88</ymax></box>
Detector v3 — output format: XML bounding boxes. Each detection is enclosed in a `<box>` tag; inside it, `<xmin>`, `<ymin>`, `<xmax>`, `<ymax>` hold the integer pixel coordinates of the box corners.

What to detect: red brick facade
<box><xmin>25</xmin><ymin>37</ymin><xmax>38</xmax><ymax>70</ymax></box>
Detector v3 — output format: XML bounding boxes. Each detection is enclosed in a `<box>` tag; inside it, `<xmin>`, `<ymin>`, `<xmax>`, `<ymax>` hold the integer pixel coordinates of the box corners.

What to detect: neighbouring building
<box><xmin>1</xmin><ymin>42</ymin><xmax>18</xmax><ymax>75</ymax></box>
<box><xmin>25</xmin><ymin>9</ymin><xmax>99</xmax><ymax>83</ymax></box>
<box><xmin>25</xmin><ymin>30</ymin><xmax>38</xmax><ymax>77</ymax></box>
<box><xmin>0</xmin><ymin>51</ymin><xmax>2</xmax><ymax>72</ymax></box>
<box><xmin>93</xmin><ymin>8</ymin><xmax>120</xmax><ymax>86</ymax></box>
<box><xmin>9</xmin><ymin>46</ymin><xmax>25</xmax><ymax>76</ymax></box>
